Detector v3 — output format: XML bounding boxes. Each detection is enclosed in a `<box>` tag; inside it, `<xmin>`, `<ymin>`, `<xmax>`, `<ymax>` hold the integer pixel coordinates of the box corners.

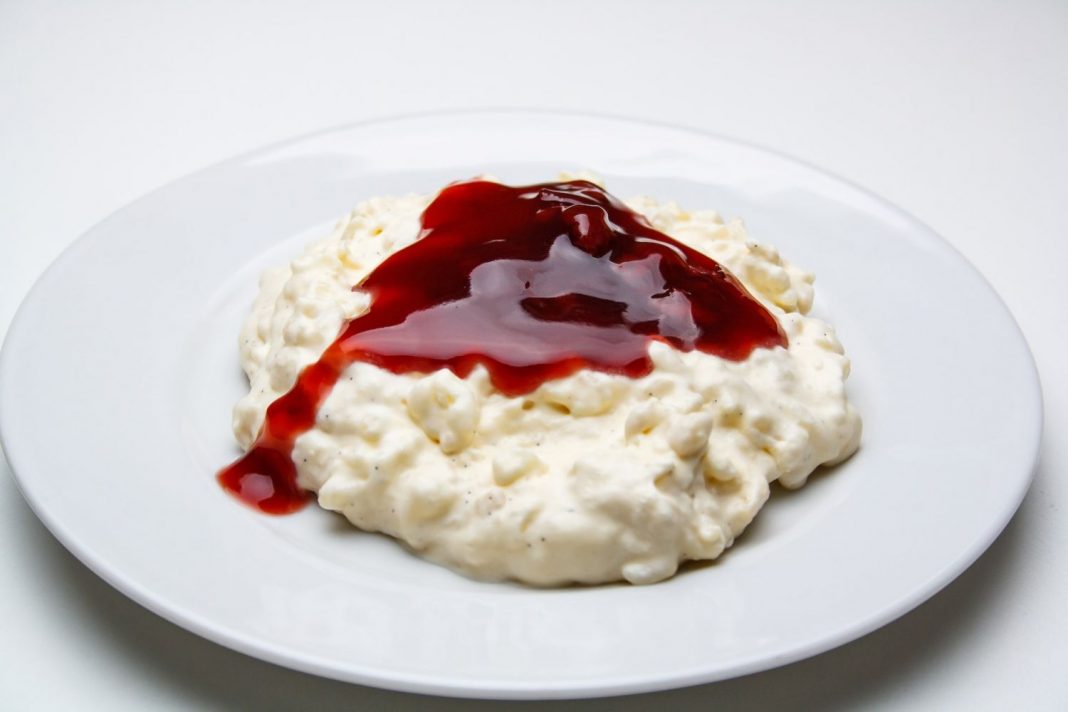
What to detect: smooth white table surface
<box><xmin>1</xmin><ymin>2</ymin><xmax>1065</xmax><ymax>709</ymax></box>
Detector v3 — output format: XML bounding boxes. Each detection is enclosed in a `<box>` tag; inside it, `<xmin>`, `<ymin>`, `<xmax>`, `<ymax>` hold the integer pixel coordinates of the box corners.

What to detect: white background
<box><xmin>1</xmin><ymin>1</ymin><xmax>1065</xmax><ymax>709</ymax></box>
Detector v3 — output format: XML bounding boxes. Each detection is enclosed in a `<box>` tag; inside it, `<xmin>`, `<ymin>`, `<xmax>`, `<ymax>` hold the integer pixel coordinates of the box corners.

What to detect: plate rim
<box><xmin>0</xmin><ymin>108</ymin><xmax>1044</xmax><ymax>699</ymax></box>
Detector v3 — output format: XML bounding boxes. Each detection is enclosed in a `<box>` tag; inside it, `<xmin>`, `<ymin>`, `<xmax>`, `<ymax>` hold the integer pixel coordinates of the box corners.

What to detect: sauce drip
<box><xmin>218</xmin><ymin>180</ymin><xmax>786</xmax><ymax>513</ymax></box>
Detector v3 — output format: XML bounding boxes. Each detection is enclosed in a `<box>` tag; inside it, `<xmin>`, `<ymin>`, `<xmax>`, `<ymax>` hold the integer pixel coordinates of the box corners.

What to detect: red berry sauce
<box><xmin>218</xmin><ymin>179</ymin><xmax>786</xmax><ymax>513</ymax></box>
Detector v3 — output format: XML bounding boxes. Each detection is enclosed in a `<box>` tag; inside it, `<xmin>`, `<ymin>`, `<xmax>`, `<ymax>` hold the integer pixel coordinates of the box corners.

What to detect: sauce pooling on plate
<box><xmin>218</xmin><ymin>180</ymin><xmax>786</xmax><ymax>513</ymax></box>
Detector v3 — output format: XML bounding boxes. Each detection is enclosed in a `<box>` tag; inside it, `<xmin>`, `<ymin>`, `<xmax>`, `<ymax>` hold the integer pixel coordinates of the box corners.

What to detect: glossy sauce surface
<box><xmin>218</xmin><ymin>180</ymin><xmax>786</xmax><ymax>513</ymax></box>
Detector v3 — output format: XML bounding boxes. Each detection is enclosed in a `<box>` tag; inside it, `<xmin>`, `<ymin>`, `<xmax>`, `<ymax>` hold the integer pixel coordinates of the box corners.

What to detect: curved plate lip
<box><xmin>0</xmin><ymin>108</ymin><xmax>1044</xmax><ymax>699</ymax></box>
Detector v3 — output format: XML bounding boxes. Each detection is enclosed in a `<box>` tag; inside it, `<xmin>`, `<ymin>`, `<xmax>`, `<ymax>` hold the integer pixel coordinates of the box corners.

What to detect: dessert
<box><xmin>220</xmin><ymin>177</ymin><xmax>861</xmax><ymax>585</ymax></box>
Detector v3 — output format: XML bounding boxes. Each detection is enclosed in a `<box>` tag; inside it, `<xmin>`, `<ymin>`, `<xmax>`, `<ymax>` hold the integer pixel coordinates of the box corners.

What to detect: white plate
<box><xmin>0</xmin><ymin>110</ymin><xmax>1041</xmax><ymax>699</ymax></box>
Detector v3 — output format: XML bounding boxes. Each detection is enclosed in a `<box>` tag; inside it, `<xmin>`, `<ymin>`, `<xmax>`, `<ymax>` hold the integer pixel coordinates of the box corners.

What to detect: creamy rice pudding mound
<box><xmin>227</xmin><ymin>178</ymin><xmax>861</xmax><ymax>585</ymax></box>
